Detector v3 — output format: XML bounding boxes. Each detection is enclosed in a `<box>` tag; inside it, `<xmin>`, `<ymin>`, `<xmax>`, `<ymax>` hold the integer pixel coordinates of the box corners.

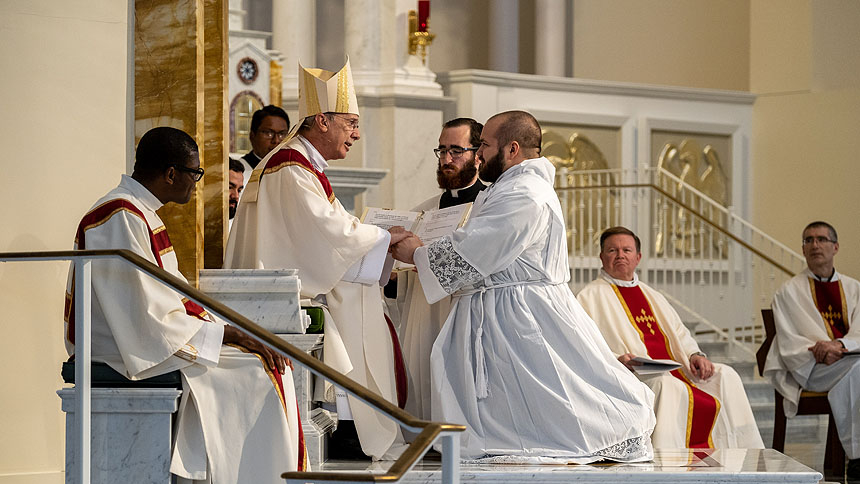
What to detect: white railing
<box><xmin>557</xmin><ymin>167</ymin><xmax>804</xmax><ymax>350</ymax></box>
<box><xmin>0</xmin><ymin>250</ymin><xmax>463</xmax><ymax>484</ymax></box>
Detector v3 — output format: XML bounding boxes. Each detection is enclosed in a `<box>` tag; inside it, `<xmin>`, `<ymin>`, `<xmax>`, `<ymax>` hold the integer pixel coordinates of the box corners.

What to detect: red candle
<box><xmin>418</xmin><ymin>0</ymin><xmax>429</xmax><ymax>32</ymax></box>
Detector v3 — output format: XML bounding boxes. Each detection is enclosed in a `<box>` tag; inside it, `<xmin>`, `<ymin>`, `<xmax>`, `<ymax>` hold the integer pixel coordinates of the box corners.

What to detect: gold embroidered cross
<box><xmin>635</xmin><ymin>309</ymin><xmax>657</xmax><ymax>334</ymax></box>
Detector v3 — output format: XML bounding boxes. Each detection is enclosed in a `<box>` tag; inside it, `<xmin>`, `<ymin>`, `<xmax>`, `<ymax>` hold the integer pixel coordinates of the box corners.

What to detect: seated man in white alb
<box><xmin>64</xmin><ymin>127</ymin><xmax>304</xmax><ymax>483</ymax></box>
<box><xmin>765</xmin><ymin>221</ymin><xmax>860</xmax><ymax>477</ymax></box>
<box><xmin>578</xmin><ymin>226</ymin><xmax>763</xmax><ymax>449</ymax></box>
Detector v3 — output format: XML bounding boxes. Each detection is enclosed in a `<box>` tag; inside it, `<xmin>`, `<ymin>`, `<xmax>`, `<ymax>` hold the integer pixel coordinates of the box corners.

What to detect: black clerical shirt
<box><xmin>438</xmin><ymin>179</ymin><xmax>487</xmax><ymax>209</ymax></box>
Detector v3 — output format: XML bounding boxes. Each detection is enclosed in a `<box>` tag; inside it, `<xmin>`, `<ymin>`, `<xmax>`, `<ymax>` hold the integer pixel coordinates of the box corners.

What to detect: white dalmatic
<box><xmin>413</xmin><ymin>157</ymin><xmax>656</xmax><ymax>462</ymax></box>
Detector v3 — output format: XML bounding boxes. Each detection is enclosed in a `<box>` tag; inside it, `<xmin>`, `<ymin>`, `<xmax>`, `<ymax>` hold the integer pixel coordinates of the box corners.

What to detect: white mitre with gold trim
<box><xmin>297</xmin><ymin>59</ymin><xmax>360</xmax><ymax>119</ymax></box>
<box><xmin>243</xmin><ymin>59</ymin><xmax>359</xmax><ymax>202</ymax></box>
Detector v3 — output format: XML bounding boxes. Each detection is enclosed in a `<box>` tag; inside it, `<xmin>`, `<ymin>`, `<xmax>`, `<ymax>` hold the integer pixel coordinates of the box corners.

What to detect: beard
<box><xmin>478</xmin><ymin>149</ymin><xmax>505</xmax><ymax>183</ymax></box>
<box><xmin>436</xmin><ymin>159</ymin><xmax>479</xmax><ymax>190</ymax></box>
<box><xmin>229</xmin><ymin>200</ymin><xmax>237</xmax><ymax>219</ymax></box>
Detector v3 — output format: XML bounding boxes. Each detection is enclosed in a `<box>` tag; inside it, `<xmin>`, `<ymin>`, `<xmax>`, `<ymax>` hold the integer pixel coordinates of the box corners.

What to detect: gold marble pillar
<box><xmin>270</xmin><ymin>60</ymin><xmax>283</xmax><ymax>107</ymax></box>
<box><xmin>203</xmin><ymin>0</ymin><xmax>228</xmax><ymax>270</ymax></box>
<box><xmin>135</xmin><ymin>0</ymin><xmax>228</xmax><ymax>285</ymax></box>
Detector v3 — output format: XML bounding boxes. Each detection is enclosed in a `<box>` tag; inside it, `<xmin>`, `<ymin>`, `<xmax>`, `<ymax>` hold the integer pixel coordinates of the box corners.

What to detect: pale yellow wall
<box><xmin>0</xmin><ymin>1</ymin><xmax>129</xmax><ymax>482</ymax></box>
<box><xmin>750</xmin><ymin>0</ymin><xmax>860</xmax><ymax>277</ymax></box>
<box><xmin>573</xmin><ymin>0</ymin><xmax>751</xmax><ymax>91</ymax></box>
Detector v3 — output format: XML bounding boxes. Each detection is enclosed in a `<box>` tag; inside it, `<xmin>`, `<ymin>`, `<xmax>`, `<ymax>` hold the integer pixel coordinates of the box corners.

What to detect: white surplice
<box><xmin>224</xmin><ymin>136</ymin><xmax>403</xmax><ymax>459</ymax></box>
<box><xmin>765</xmin><ymin>268</ymin><xmax>860</xmax><ymax>458</ymax></box>
<box><xmin>577</xmin><ymin>272</ymin><xmax>764</xmax><ymax>449</ymax></box>
<box><xmin>412</xmin><ymin>157</ymin><xmax>656</xmax><ymax>462</ymax></box>
<box><xmin>64</xmin><ymin>175</ymin><xmax>300</xmax><ymax>484</ymax></box>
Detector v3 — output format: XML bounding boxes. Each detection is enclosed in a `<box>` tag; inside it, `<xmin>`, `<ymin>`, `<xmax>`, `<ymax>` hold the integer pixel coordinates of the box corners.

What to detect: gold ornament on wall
<box><xmin>542</xmin><ymin>129</ymin><xmax>617</xmax><ymax>253</ymax></box>
<box><xmin>655</xmin><ymin>139</ymin><xmax>729</xmax><ymax>258</ymax></box>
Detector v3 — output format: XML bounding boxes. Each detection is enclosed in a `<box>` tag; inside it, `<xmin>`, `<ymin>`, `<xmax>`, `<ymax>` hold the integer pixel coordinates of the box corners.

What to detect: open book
<box><xmin>630</xmin><ymin>356</ymin><xmax>682</xmax><ymax>375</ymax></box>
<box><xmin>361</xmin><ymin>203</ymin><xmax>473</xmax><ymax>270</ymax></box>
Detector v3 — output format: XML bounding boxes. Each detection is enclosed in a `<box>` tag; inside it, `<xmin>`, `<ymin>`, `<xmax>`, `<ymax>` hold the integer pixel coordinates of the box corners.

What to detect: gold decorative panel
<box><xmin>541</xmin><ymin>125</ymin><xmax>621</xmax><ymax>253</ymax></box>
<box><xmin>652</xmin><ymin>134</ymin><xmax>731</xmax><ymax>259</ymax></box>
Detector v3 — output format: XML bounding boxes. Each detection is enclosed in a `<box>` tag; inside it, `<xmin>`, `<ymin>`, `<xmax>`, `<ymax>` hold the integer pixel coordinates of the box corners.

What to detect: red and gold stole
<box><xmin>262</xmin><ymin>148</ymin><xmax>336</xmax><ymax>203</ymax></box>
<box><xmin>64</xmin><ymin>199</ymin><xmax>209</xmax><ymax>344</ymax></box>
<box><xmin>383</xmin><ymin>314</ymin><xmax>409</xmax><ymax>409</ymax></box>
<box><xmin>809</xmin><ymin>278</ymin><xmax>849</xmax><ymax>339</ymax></box>
<box><xmin>612</xmin><ymin>284</ymin><xmax>721</xmax><ymax>448</ymax></box>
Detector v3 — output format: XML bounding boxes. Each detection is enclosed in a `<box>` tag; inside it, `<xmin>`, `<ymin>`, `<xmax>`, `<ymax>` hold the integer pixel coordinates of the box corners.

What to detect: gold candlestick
<box><xmin>408</xmin><ymin>10</ymin><xmax>435</xmax><ymax>65</ymax></box>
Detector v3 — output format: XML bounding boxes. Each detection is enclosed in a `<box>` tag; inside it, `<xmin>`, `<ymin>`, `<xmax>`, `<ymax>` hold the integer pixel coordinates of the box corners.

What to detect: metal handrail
<box><xmin>0</xmin><ymin>249</ymin><xmax>465</xmax><ymax>483</ymax></box>
<box><xmin>556</xmin><ymin>183</ymin><xmax>796</xmax><ymax>277</ymax></box>
<box><xmin>653</xmin><ymin>167</ymin><xmax>804</xmax><ymax>263</ymax></box>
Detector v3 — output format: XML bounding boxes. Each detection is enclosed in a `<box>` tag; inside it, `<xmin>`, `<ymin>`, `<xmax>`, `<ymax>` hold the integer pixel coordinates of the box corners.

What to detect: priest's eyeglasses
<box><xmin>172</xmin><ymin>164</ymin><xmax>205</xmax><ymax>182</ymax></box>
<box><xmin>434</xmin><ymin>146</ymin><xmax>478</xmax><ymax>159</ymax></box>
<box><xmin>258</xmin><ymin>129</ymin><xmax>289</xmax><ymax>140</ymax></box>
<box><xmin>327</xmin><ymin>113</ymin><xmax>360</xmax><ymax>132</ymax></box>
<box><xmin>802</xmin><ymin>236</ymin><xmax>836</xmax><ymax>245</ymax></box>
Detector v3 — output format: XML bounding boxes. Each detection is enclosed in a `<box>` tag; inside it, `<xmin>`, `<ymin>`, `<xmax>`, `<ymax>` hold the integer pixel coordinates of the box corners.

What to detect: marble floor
<box><xmin>316</xmin><ymin>449</ymin><xmax>822</xmax><ymax>483</ymax></box>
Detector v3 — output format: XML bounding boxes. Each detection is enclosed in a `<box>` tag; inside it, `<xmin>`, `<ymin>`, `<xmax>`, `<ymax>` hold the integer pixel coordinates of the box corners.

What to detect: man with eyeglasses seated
<box><xmin>388</xmin><ymin>117</ymin><xmax>486</xmax><ymax>422</ymax></box>
<box><xmin>64</xmin><ymin>127</ymin><xmax>305</xmax><ymax>482</ymax></box>
<box><xmin>225</xmin><ymin>60</ymin><xmax>409</xmax><ymax>461</ymax></box>
<box><xmin>765</xmin><ymin>221</ymin><xmax>860</xmax><ymax>477</ymax></box>
<box><xmin>238</xmin><ymin>105</ymin><xmax>290</xmax><ymax>188</ymax></box>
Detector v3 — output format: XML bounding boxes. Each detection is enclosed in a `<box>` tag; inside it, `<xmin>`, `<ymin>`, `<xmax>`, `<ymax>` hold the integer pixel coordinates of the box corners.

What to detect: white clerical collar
<box><xmin>600</xmin><ymin>268</ymin><xmax>640</xmax><ymax>287</ymax></box>
<box><xmin>120</xmin><ymin>175</ymin><xmax>163</xmax><ymax>212</ymax></box>
<box><xmin>449</xmin><ymin>179</ymin><xmax>480</xmax><ymax>198</ymax></box>
<box><xmin>805</xmin><ymin>267</ymin><xmax>840</xmax><ymax>282</ymax></box>
<box><xmin>297</xmin><ymin>135</ymin><xmax>329</xmax><ymax>172</ymax></box>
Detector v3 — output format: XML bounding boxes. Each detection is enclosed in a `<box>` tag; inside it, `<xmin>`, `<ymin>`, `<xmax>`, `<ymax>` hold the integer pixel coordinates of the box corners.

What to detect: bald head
<box><xmin>478</xmin><ymin>110</ymin><xmax>542</xmax><ymax>182</ymax></box>
<box><xmin>488</xmin><ymin>110</ymin><xmax>541</xmax><ymax>159</ymax></box>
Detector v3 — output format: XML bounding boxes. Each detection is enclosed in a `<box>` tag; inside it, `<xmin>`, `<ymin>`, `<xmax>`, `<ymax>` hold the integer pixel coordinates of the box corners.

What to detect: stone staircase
<box><xmin>687</xmin><ymin>321</ymin><xmax>828</xmax><ymax>452</ymax></box>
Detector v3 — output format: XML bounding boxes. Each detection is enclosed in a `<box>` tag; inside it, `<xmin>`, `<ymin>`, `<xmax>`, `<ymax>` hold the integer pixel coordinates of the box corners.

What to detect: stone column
<box><xmin>488</xmin><ymin>0</ymin><xmax>519</xmax><ymax>73</ymax></box>
<box><xmin>135</xmin><ymin>0</ymin><xmax>206</xmax><ymax>284</ymax></box>
<box><xmin>203</xmin><ymin>0</ymin><xmax>229</xmax><ymax>270</ymax></box>
<box><xmin>136</xmin><ymin>0</ymin><xmax>227</xmax><ymax>281</ymax></box>
<box><xmin>535</xmin><ymin>0</ymin><xmax>567</xmax><ymax>77</ymax></box>
<box><xmin>345</xmin><ymin>0</ymin><xmax>395</xmax><ymax>86</ymax></box>
<box><xmin>272</xmin><ymin>0</ymin><xmax>316</xmax><ymax>95</ymax></box>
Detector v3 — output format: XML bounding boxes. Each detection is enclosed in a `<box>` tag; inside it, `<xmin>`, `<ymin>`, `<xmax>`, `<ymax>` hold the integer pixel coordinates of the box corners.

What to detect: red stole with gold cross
<box><xmin>809</xmin><ymin>278</ymin><xmax>849</xmax><ymax>340</ymax></box>
<box><xmin>612</xmin><ymin>284</ymin><xmax>721</xmax><ymax>448</ymax></box>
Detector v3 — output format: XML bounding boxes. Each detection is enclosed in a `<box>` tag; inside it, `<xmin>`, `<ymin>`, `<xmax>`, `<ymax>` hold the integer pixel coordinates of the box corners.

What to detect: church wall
<box><xmin>750</xmin><ymin>0</ymin><xmax>860</xmax><ymax>278</ymax></box>
<box><xmin>572</xmin><ymin>0</ymin><xmax>751</xmax><ymax>91</ymax></box>
<box><xmin>0</xmin><ymin>1</ymin><xmax>129</xmax><ymax>482</ymax></box>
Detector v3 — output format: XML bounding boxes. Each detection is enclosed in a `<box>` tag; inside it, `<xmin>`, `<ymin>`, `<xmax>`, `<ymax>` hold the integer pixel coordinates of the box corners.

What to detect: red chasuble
<box><xmin>612</xmin><ymin>284</ymin><xmax>721</xmax><ymax>448</ymax></box>
<box><xmin>809</xmin><ymin>278</ymin><xmax>849</xmax><ymax>339</ymax></box>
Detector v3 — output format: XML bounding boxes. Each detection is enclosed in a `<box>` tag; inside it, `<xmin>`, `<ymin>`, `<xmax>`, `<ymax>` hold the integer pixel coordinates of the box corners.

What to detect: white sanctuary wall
<box><xmin>0</xmin><ymin>1</ymin><xmax>130</xmax><ymax>482</ymax></box>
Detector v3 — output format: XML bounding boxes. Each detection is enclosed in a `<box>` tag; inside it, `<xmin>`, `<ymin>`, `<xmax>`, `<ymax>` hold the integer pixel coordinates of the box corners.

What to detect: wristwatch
<box><xmin>690</xmin><ymin>351</ymin><xmax>707</xmax><ymax>359</ymax></box>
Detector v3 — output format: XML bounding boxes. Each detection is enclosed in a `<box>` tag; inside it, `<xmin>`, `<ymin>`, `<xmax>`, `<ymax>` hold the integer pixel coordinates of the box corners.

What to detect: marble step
<box><xmin>682</xmin><ymin>320</ymin><xmax>699</xmax><ymax>333</ymax></box>
<box><xmin>317</xmin><ymin>449</ymin><xmax>821</xmax><ymax>484</ymax></box>
<box><xmin>698</xmin><ymin>340</ymin><xmax>730</xmax><ymax>358</ymax></box>
<box><xmin>710</xmin><ymin>356</ymin><xmax>757</xmax><ymax>380</ymax></box>
<box><xmin>743</xmin><ymin>379</ymin><xmax>775</xmax><ymax>403</ymax></box>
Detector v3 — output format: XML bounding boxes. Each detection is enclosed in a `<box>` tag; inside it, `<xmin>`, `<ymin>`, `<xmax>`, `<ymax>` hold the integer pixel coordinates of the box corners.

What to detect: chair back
<box><xmin>756</xmin><ymin>308</ymin><xmax>777</xmax><ymax>376</ymax></box>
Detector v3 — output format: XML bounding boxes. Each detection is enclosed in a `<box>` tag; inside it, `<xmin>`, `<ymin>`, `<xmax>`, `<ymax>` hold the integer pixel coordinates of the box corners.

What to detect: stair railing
<box><xmin>0</xmin><ymin>249</ymin><xmax>465</xmax><ymax>484</ymax></box>
<box><xmin>556</xmin><ymin>169</ymin><xmax>800</xmax><ymax>349</ymax></box>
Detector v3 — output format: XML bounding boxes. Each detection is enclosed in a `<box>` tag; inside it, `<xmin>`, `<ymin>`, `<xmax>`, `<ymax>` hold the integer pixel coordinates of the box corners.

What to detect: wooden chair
<box><xmin>757</xmin><ymin>308</ymin><xmax>845</xmax><ymax>477</ymax></box>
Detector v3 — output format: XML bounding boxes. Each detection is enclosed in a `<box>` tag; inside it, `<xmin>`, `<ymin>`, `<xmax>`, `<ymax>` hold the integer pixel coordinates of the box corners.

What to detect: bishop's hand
<box><xmin>391</xmin><ymin>234</ymin><xmax>424</xmax><ymax>265</ymax></box>
<box><xmin>388</xmin><ymin>226</ymin><xmax>413</xmax><ymax>246</ymax></box>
